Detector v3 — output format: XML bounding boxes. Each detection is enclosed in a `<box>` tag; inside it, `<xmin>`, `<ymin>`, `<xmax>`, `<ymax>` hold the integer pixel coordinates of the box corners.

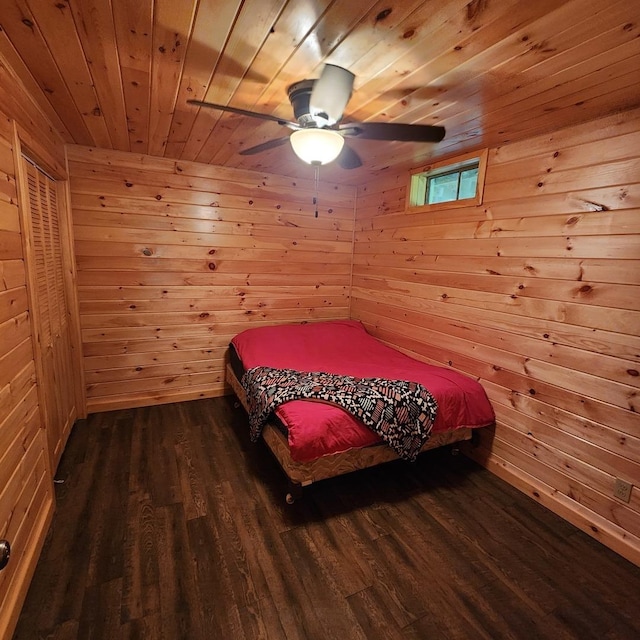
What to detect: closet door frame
<box><xmin>12</xmin><ymin>124</ymin><xmax>86</xmax><ymax>471</ymax></box>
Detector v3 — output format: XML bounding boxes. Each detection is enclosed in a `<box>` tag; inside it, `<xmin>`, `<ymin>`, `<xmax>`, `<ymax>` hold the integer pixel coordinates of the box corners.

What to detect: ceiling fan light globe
<box><xmin>290</xmin><ymin>129</ymin><xmax>344</xmax><ymax>165</ymax></box>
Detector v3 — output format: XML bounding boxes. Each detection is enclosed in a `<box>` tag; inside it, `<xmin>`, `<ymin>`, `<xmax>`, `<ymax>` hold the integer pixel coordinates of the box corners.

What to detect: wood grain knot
<box><xmin>375</xmin><ymin>8</ymin><xmax>392</xmax><ymax>22</ymax></box>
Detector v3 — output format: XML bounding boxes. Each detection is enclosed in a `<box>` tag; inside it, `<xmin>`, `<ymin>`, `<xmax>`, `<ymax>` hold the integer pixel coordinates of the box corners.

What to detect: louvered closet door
<box><xmin>24</xmin><ymin>158</ymin><xmax>75</xmax><ymax>468</ymax></box>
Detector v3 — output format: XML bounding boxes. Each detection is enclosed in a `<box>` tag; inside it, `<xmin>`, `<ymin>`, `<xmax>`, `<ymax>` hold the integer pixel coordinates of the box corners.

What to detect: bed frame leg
<box><xmin>285</xmin><ymin>481</ymin><xmax>303</xmax><ymax>505</ymax></box>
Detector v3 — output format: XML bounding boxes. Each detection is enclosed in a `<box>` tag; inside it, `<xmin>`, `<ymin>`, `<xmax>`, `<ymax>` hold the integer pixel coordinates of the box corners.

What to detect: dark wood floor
<box><xmin>14</xmin><ymin>397</ymin><xmax>640</xmax><ymax>640</ymax></box>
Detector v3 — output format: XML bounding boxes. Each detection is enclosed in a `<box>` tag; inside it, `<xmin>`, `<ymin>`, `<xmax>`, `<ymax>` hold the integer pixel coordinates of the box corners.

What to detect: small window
<box><xmin>408</xmin><ymin>149</ymin><xmax>487</xmax><ymax>211</ymax></box>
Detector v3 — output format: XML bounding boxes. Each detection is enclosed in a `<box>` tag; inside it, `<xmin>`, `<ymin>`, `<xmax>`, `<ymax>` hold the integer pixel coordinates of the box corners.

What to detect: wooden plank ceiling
<box><xmin>0</xmin><ymin>0</ymin><xmax>638</xmax><ymax>184</ymax></box>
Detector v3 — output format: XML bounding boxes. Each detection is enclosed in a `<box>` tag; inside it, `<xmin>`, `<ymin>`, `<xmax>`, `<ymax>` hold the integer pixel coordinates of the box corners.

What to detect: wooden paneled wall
<box><xmin>351</xmin><ymin>108</ymin><xmax>640</xmax><ymax>565</ymax></box>
<box><xmin>0</xmin><ymin>54</ymin><xmax>64</xmax><ymax>638</ymax></box>
<box><xmin>67</xmin><ymin>146</ymin><xmax>355</xmax><ymax>413</ymax></box>
<box><xmin>0</xmin><ymin>112</ymin><xmax>53</xmax><ymax>640</ymax></box>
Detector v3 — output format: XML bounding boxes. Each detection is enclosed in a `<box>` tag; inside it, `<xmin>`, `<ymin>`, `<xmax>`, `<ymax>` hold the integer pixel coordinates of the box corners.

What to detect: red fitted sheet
<box><xmin>231</xmin><ymin>320</ymin><xmax>494</xmax><ymax>462</ymax></box>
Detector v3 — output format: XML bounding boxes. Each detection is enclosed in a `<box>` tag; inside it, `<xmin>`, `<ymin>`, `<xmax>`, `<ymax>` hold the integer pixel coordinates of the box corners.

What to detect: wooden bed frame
<box><xmin>226</xmin><ymin>363</ymin><xmax>473</xmax><ymax>503</ymax></box>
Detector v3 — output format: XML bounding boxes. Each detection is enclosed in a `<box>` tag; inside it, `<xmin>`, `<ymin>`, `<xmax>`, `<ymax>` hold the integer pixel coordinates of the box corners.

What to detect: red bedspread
<box><xmin>231</xmin><ymin>320</ymin><xmax>495</xmax><ymax>462</ymax></box>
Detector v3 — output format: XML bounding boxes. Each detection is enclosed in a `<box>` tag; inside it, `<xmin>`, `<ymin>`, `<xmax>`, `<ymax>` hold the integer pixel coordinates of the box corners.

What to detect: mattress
<box><xmin>231</xmin><ymin>319</ymin><xmax>495</xmax><ymax>462</ymax></box>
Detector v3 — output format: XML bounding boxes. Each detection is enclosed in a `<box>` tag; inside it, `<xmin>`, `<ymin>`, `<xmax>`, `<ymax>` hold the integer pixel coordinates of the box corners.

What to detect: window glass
<box><xmin>427</xmin><ymin>172</ymin><xmax>460</xmax><ymax>204</ymax></box>
<box><xmin>459</xmin><ymin>167</ymin><xmax>479</xmax><ymax>199</ymax></box>
<box><xmin>422</xmin><ymin>161</ymin><xmax>479</xmax><ymax>205</ymax></box>
<box><xmin>408</xmin><ymin>150</ymin><xmax>487</xmax><ymax>210</ymax></box>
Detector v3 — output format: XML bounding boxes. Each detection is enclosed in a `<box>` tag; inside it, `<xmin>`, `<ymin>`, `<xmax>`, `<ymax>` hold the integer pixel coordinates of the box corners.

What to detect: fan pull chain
<box><xmin>313</xmin><ymin>164</ymin><xmax>319</xmax><ymax>218</ymax></box>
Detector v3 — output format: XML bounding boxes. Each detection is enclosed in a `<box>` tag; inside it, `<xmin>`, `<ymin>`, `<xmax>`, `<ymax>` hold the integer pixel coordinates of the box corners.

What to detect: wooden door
<box><xmin>23</xmin><ymin>157</ymin><xmax>75</xmax><ymax>469</ymax></box>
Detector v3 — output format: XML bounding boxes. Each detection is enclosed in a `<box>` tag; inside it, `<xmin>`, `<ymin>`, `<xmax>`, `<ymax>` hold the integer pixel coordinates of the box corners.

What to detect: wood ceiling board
<box><xmin>198</xmin><ymin>0</ymin><xmax>339</xmax><ymax>166</ymax></box>
<box><xmin>163</xmin><ymin>0</ymin><xmax>243</xmax><ymax>159</ymax></box>
<box><xmin>179</xmin><ymin>0</ymin><xmax>289</xmax><ymax>161</ymax></box>
<box><xmin>67</xmin><ymin>0</ymin><xmax>131</xmax><ymax>151</ymax></box>
<box><xmin>112</xmin><ymin>0</ymin><xmax>153</xmax><ymax>153</ymax></box>
<box><xmin>189</xmin><ymin>0</ymin><xmax>375</xmax><ymax>165</ymax></box>
<box><xmin>23</xmin><ymin>0</ymin><xmax>112</xmax><ymax>148</ymax></box>
<box><xmin>202</xmin><ymin>0</ymin><xmax>449</xmax><ymax>168</ymax></box>
<box><xmin>0</xmin><ymin>0</ymin><xmax>93</xmax><ymax>145</ymax></box>
<box><xmin>148</xmin><ymin>0</ymin><xmax>198</xmax><ymax>157</ymax></box>
<box><xmin>0</xmin><ymin>30</ymin><xmax>72</xmax><ymax>144</ymax></box>
<box><xmin>0</xmin><ymin>0</ymin><xmax>638</xmax><ymax>184</ymax></box>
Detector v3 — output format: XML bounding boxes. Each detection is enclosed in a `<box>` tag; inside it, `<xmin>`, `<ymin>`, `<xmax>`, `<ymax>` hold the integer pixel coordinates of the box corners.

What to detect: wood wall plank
<box><xmin>351</xmin><ymin>107</ymin><xmax>640</xmax><ymax>565</ymax></box>
<box><xmin>68</xmin><ymin>146</ymin><xmax>355</xmax><ymax>412</ymax></box>
<box><xmin>0</xmin><ymin>96</ymin><xmax>56</xmax><ymax>638</ymax></box>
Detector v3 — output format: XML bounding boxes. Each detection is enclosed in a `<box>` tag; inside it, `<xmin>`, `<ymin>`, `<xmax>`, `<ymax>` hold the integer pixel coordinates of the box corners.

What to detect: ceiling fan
<box><xmin>188</xmin><ymin>64</ymin><xmax>446</xmax><ymax>169</ymax></box>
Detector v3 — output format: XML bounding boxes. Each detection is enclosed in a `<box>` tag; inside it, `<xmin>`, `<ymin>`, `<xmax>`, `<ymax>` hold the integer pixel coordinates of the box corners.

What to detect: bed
<box><xmin>227</xmin><ymin>319</ymin><xmax>495</xmax><ymax>502</ymax></box>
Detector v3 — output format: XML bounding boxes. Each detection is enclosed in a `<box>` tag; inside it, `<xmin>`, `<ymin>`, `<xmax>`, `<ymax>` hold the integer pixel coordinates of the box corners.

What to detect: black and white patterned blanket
<box><xmin>241</xmin><ymin>366</ymin><xmax>438</xmax><ymax>462</ymax></box>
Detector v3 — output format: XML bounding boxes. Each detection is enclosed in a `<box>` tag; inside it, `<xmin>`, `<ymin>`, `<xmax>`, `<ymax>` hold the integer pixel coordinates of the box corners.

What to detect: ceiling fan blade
<box><xmin>187</xmin><ymin>99</ymin><xmax>299</xmax><ymax>129</ymax></box>
<box><xmin>310</xmin><ymin>64</ymin><xmax>355</xmax><ymax>125</ymax></box>
<box><xmin>337</xmin><ymin>143</ymin><xmax>362</xmax><ymax>170</ymax></box>
<box><xmin>239</xmin><ymin>136</ymin><xmax>291</xmax><ymax>156</ymax></box>
<box><xmin>340</xmin><ymin>121</ymin><xmax>446</xmax><ymax>143</ymax></box>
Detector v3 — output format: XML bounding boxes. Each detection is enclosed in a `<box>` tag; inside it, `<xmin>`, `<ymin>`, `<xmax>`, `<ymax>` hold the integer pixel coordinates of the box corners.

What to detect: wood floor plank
<box><xmin>382</xmin><ymin>502</ymin><xmax>537</xmax><ymax>639</ymax></box>
<box><xmin>76</xmin><ymin>578</ymin><xmax>124</xmax><ymax>640</ymax></box>
<box><xmin>119</xmin><ymin>614</ymin><xmax>163</xmax><ymax>640</ymax></box>
<box><xmin>152</xmin><ymin>405</ymin><xmax>185</xmax><ymax>507</ymax></box>
<box><xmin>410</xmin><ymin>467</ymin><xmax>579</xmax><ymax>615</ymax></box>
<box><xmin>120</xmin><ymin>491</ymin><xmax>160</xmax><ymax>623</ymax></box>
<box><xmin>248</xmin><ymin>505</ymin><xmax>327</xmax><ymax>639</ymax></box>
<box><xmin>46</xmin><ymin>620</ymin><xmax>80</xmax><ymax>640</ymax></box>
<box><xmin>12</xmin><ymin>396</ymin><xmax>640</xmax><ymax>640</ymax></box>
<box><xmin>155</xmin><ymin>504</ymin><xmax>204</xmax><ymax>639</ymax></box>
<box><xmin>303</xmin><ymin>515</ymin><xmax>374</xmax><ymax>597</ymax></box>
<box><xmin>85</xmin><ymin>415</ymin><xmax>132</xmax><ymax>589</ymax></box>
<box><xmin>443</xmin><ymin>484</ymin><xmax>619</xmax><ymax>634</ymax></box>
<box><xmin>278</xmin><ymin>525</ymin><xmax>368</xmax><ymax>640</ymax></box>
<box><xmin>13</xmin><ymin>414</ymin><xmax>112</xmax><ymax>636</ymax></box>
<box><xmin>346</xmin><ymin>585</ymin><xmax>406</xmax><ymax>640</ymax></box>
<box><xmin>186</xmin><ymin>514</ymin><xmax>247</xmax><ymax>639</ymax></box>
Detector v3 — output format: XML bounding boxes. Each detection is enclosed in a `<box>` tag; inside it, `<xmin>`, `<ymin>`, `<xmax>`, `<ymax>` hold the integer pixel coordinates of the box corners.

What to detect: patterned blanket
<box><xmin>241</xmin><ymin>366</ymin><xmax>438</xmax><ymax>462</ymax></box>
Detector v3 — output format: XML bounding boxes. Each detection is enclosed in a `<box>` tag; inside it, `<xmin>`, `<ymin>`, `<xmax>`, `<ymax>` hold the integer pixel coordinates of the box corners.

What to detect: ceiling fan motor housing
<box><xmin>287</xmin><ymin>80</ymin><xmax>321</xmax><ymax>126</ymax></box>
<box><xmin>193</xmin><ymin>63</ymin><xmax>445</xmax><ymax>166</ymax></box>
